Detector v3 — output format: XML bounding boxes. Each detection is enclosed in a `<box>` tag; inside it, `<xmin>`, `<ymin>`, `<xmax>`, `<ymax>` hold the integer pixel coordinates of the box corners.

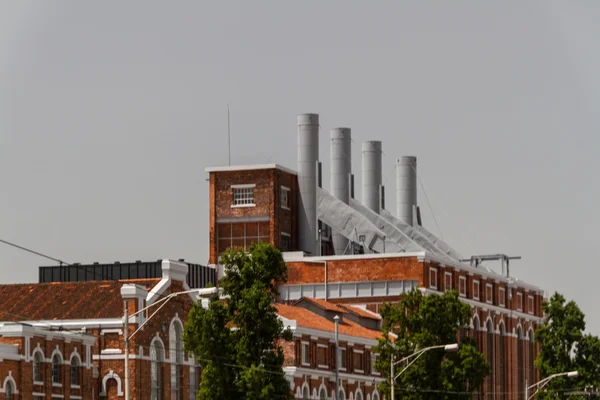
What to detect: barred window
<box><xmin>232</xmin><ymin>185</ymin><xmax>255</xmax><ymax>206</ymax></box>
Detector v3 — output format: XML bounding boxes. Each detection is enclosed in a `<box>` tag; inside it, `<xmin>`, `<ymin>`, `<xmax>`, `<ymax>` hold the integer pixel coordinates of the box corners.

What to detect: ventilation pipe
<box><xmin>297</xmin><ymin>114</ymin><xmax>320</xmax><ymax>255</ymax></box>
<box><xmin>396</xmin><ymin>156</ymin><xmax>417</xmax><ymax>226</ymax></box>
<box><xmin>330</xmin><ymin>128</ymin><xmax>351</xmax><ymax>255</ymax></box>
<box><xmin>362</xmin><ymin>141</ymin><xmax>382</xmax><ymax>213</ymax></box>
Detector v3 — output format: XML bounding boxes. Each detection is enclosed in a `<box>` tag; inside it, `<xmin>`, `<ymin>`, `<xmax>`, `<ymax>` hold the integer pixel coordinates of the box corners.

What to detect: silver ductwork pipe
<box><xmin>330</xmin><ymin>128</ymin><xmax>351</xmax><ymax>255</ymax></box>
<box><xmin>362</xmin><ymin>141</ymin><xmax>382</xmax><ymax>213</ymax></box>
<box><xmin>396</xmin><ymin>156</ymin><xmax>417</xmax><ymax>226</ymax></box>
<box><xmin>297</xmin><ymin>114</ymin><xmax>320</xmax><ymax>255</ymax></box>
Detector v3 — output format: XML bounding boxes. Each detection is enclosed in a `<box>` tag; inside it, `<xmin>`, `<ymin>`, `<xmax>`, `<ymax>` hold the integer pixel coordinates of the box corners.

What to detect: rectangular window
<box><xmin>340</xmin><ymin>348</ymin><xmax>347</xmax><ymax>370</ymax></box>
<box><xmin>371</xmin><ymin>354</ymin><xmax>380</xmax><ymax>376</ymax></box>
<box><xmin>232</xmin><ymin>184</ymin><xmax>255</xmax><ymax>206</ymax></box>
<box><xmin>499</xmin><ymin>287</ymin><xmax>506</xmax><ymax>307</ymax></box>
<box><xmin>486</xmin><ymin>283</ymin><xmax>493</xmax><ymax>304</ymax></box>
<box><xmin>444</xmin><ymin>272</ymin><xmax>453</xmax><ymax>291</ymax></box>
<box><xmin>281</xmin><ymin>186</ymin><xmax>290</xmax><ymax>210</ymax></box>
<box><xmin>458</xmin><ymin>276</ymin><xmax>466</xmax><ymax>297</ymax></box>
<box><xmin>280</xmin><ymin>233</ymin><xmax>291</xmax><ymax>252</ymax></box>
<box><xmin>429</xmin><ymin>268</ymin><xmax>438</xmax><ymax>290</ymax></box>
<box><xmin>316</xmin><ymin>344</ymin><xmax>328</xmax><ymax>368</ymax></box>
<box><xmin>301</xmin><ymin>342</ymin><xmax>310</xmax><ymax>366</ymax></box>
<box><xmin>353</xmin><ymin>350</ymin><xmax>364</xmax><ymax>373</ymax></box>
<box><xmin>528</xmin><ymin>295</ymin><xmax>535</xmax><ymax>315</ymax></box>
<box><xmin>516</xmin><ymin>292</ymin><xmax>523</xmax><ymax>311</ymax></box>
<box><xmin>473</xmin><ymin>280</ymin><xmax>480</xmax><ymax>300</ymax></box>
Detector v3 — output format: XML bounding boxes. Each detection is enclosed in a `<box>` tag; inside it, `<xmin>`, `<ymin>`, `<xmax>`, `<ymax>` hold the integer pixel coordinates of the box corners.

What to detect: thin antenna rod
<box><xmin>227</xmin><ymin>104</ymin><xmax>231</xmax><ymax>166</ymax></box>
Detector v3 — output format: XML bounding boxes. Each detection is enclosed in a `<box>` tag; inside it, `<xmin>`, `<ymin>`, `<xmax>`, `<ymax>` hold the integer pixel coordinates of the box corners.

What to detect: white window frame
<box><xmin>317</xmin><ymin>343</ymin><xmax>328</xmax><ymax>369</ymax></box>
<box><xmin>473</xmin><ymin>280</ymin><xmax>480</xmax><ymax>300</ymax></box>
<box><xmin>528</xmin><ymin>295</ymin><xmax>535</xmax><ymax>315</ymax></box>
<box><xmin>353</xmin><ymin>349</ymin><xmax>365</xmax><ymax>374</ymax></box>
<box><xmin>301</xmin><ymin>341</ymin><xmax>310</xmax><ymax>366</ymax></box>
<box><xmin>499</xmin><ymin>287</ymin><xmax>506</xmax><ymax>308</ymax></box>
<box><xmin>516</xmin><ymin>292</ymin><xmax>523</xmax><ymax>311</ymax></box>
<box><xmin>32</xmin><ymin>348</ymin><xmax>44</xmax><ymax>384</ymax></box>
<box><xmin>458</xmin><ymin>276</ymin><xmax>467</xmax><ymax>297</ymax></box>
<box><xmin>444</xmin><ymin>272</ymin><xmax>453</xmax><ymax>292</ymax></box>
<box><xmin>231</xmin><ymin>184</ymin><xmax>256</xmax><ymax>208</ymax></box>
<box><xmin>371</xmin><ymin>353</ymin><xmax>380</xmax><ymax>376</ymax></box>
<box><xmin>281</xmin><ymin>186</ymin><xmax>291</xmax><ymax>210</ymax></box>
<box><xmin>486</xmin><ymin>283</ymin><xmax>493</xmax><ymax>304</ymax></box>
<box><xmin>70</xmin><ymin>353</ymin><xmax>82</xmax><ymax>388</ymax></box>
<box><xmin>339</xmin><ymin>348</ymin><xmax>347</xmax><ymax>371</ymax></box>
<box><xmin>429</xmin><ymin>268</ymin><xmax>438</xmax><ymax>290</ymax></box>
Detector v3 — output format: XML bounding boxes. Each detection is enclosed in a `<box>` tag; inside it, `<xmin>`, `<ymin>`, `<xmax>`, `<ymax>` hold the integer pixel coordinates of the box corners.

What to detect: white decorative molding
<box><xmin>100</xmin><ymin>370</ymin><xmax>124</xmax><ymax>397</ymax></box>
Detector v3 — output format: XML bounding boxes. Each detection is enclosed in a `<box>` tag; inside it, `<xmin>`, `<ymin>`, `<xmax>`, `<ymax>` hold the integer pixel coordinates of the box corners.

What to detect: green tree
<box><xmin>374</xmin><ymin>289</ymin><xmax>488</xmax><ymax>400</ymax></box>
<box><xmin>183</xmin><ymin>243</ymin><xmax>293</xmax><ymax>400</ymax></box>
<box><xmin>534</xmin><ymin>292</ymin><xmax>600</xmax><ymax>399</ymax></box>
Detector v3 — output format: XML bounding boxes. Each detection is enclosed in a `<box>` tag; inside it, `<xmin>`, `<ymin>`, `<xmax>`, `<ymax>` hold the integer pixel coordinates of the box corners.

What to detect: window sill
<box><xmin>355</xmin><ymin>369</ymin><xmax>364</xmax><ymax>374</ymax></box>
<box><xmin>486</xmin><ymin>300</ymin><xmax>493</xmax><ymax>305</ymax></box>
<box><xmin>33</xmin><ymin>380</ymin><xmax>44</xmax><ymax>386</ymax></box>
<box><xmin>71</xmin><ymin>384</ymin><xmax>81</xmax><ymax>389</ymax></box>
<box><xmin>231</xmin><ymin>204</ymin><xmax>256</xmax><ymax>208</ymax></box>
<box><xmin>340</xmin><ymin>368</ymin><xmax>347</xmax><ymax>372</ymax></box>
<box><xmin>459</xmin><ymin>293</ymin><xmax>466</xmax><ymax>298</ymax></box>
<box><xmin>499</xmin><ymin>304</ymin><xmax>505</xmax><ymax>308</ymax></box>
<box><xmin>52</xmin><ymin>383</ymin><xmax>62</xmax><ymax>387</ymax></box>
<box><xmin>372</xmin><ymin>372</ymin><xmax>381</xmax><ymax>376</ymax></box>
<box><xmin>429</xmin><ymin>286</ymin><xmax>437</xmax><ymax>290</ymax></box>
<box><xmin>281</xmin><ymin>206</ymin><xmax>290</xmax><ymax>211</ymax></box>
<box><xmin>301</xmin><ymin>362</ymin><xmax>311</xmax><ymax>367</ymax></box>
<box><xmin>473</xmin><ymin>297</ymin><xmax>480</xmax><ymax>301</ymax></box>
<box><xmin>318</xmin><ymin>364</ymin><xmax>329</xmax><ymax>369</ymax></box>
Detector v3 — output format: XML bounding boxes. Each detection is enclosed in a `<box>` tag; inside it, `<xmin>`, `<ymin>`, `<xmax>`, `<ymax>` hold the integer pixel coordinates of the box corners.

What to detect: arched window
<box><xmin>70</xmin><ymin>355</ymin><xmax>81</xmax><ymax>386</ymax></box>
<box><xmin>303</xmin><ymin>385</ymin><xmax>309</xmax><ymax>399</ymax></box>
<box><xmin>517</xmin><ymin>327</ymin><xmax>524</xmax><ymax>400</ymax></box>
<box><xmin>355</xmin><ymin>390</ymin><xmax>363</xmax><ymax>400</ymax></box>
<box><xmin>338</xmin><ymin>388</ymin><xmax>346</xmax><ymax>400</ymax></box>
<box><xmin>528</xmin><ymin>330</ymin><xmax>535</xmax><ymax>386</ymax></box>
<box><xmin>151</xmin><ymin>339</ymin><xmax>164</xmax><ymax>400</ymax></box>
<box><xmin>372</xmin><ymin>392</ymin><xmax>379</xmax><ymax>400</ymax></box>
<box><xmin>319</xmin><ymin>386</ymin><xmax>328</xmax><ymax>400</ymax></box>
<box><xmin>472</xmin><ymin>315</ymin><xmax>480</xmax><ymax>349</ymax></box>
<box><xmin>33</xmin><ymin>350</ymin><xmax>44</xmax><ymax>382</ymax></box>
<box><xmin>170</xmin><ymin>320</ymin><xmax>184</xmax><ymax>400</ymax></box>
<box><xmin>499</xmin><ymin>323</ymin><xmax>506</xmax><ymax>400</ymax></box>
<box><xmin>486</xmin><ymin>320</ymin><xmax>494</xmax><ymax>400</ymax></box>
<box><xmin>5</xmin><ymin>380</ymin><xmax>14</xmax><ymax>400</ymax></box>
<box><xmin>52</xmin><ymin>353</ymin><xmax>63</xmax><ymax>384</ymax></box>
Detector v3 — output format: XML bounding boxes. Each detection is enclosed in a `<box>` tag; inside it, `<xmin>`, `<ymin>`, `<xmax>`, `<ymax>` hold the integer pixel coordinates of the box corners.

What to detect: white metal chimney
<box><xmin>297</xmin><ymin>114</ymin><xmax>320</xmax><ymax>255</ymax></box>
<box><xmin>396</xmin><ymin>156</ymin><xmax>417</xmax><ymax>226</ymax></box>
<box><xmin>330</xmin><ymin>127</ymin><xmax>351</xmax><ymax>255</ymax></box>
<box><xmin>362</xmin><ymin>141</ymin><xmax>382</xmax><ymax>213</ymax></box>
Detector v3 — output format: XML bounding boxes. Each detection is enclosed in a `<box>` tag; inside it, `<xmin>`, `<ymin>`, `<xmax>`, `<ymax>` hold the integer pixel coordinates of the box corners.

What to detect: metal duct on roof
<box><xmin>380</xmin><ymin>208</ymin><xmax>463</xmax><ymax>261</ymax></box>
<box><xmin>297</xmin><ymin>113</ymin><xmax>319</xmax><ymax>255</ymax></box>
<box><xmin>362</xmin><ymin>141</ymin><xmax>382</xmax><ymax>213</ymax></box>
<box><xmin>330</xmin><ymin>128</ymin><xmax>352</xmax><ymax>255</ymax></box>
<box><xmin>317</xmin><ymin>187</ymin><xmax>403</xmax><ymax>254</ymax></box>
<box><xmin>396</xmin><ymin>156</ymin><xmax>417</xmax><ymax>226</ymax></box>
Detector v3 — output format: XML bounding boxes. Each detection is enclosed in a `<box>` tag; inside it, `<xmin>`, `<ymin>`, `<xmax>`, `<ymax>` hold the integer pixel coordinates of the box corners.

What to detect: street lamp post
<box><xmin>123</xmin><ymin>287</ymin><xmax>219</xmax><ymax>400</ymax></box>
<box><xmin>390</xmin><ymin>343</ymin><xmax>459</xmax><ymax>400</ymax></box>
<box><xmin>525</xmin><ymin>371</ymin><xmax>578</xmax><ymax>400</ymax></box>
<box><xmin>334</xmin><ymin>315</ymin><xmax>340</xmax><ymax>400</ymax></box>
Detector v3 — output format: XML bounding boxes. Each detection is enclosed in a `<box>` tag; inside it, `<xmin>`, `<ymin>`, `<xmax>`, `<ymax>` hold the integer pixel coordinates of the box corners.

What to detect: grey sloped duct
<box><xmin>380</xmin><ymin>208</ymin><xmax>463</xmax><ymax>261</ymax></box>
<box><xmin>317</xmin><ymin>188</ymin><xmax>404</xmax><ymax>254</ymax></box>
<box><xmin>348</xmin><ymin>199</ymin><xmax>427</xmax><ymax>254</ymax></box>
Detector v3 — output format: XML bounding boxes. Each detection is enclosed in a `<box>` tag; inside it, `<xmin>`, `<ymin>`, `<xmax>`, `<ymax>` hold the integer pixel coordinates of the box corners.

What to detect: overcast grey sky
<box><xmin>1</xmin><ymin>1</ymin><xmax>599</xmax><ymax>332</ymax></box>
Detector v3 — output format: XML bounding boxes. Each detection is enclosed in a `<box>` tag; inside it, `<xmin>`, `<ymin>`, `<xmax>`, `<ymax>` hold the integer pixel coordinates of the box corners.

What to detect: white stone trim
<box><xmin>429</xmin><ymin>267</ymin><xmax>438</xmax><ymax>290</ymax></box>
<box><xmin>100</xmin><ymin>370</ymin><xmax>123</xmax><ymax>397</ymax></box>
<box><xmin>0</xmin><ymin>372</ymin><xmax>18</xmax><ymax>394</ymax></box>
<box><xmin>473</xmin><ymin>280</ymin><xmax>480</xmax><ymax>301</ymax></box>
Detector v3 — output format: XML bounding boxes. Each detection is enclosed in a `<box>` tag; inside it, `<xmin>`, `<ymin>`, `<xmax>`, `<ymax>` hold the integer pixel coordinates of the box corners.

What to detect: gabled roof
<box><xmin>337</xmin><ymin>304</ymin><xmax>382</xmax><ymax>321</ymax></box>
<box><xmin>276</xmin><ymin>303</ymin><xmax>381</xmax><ymax>340</ymax></box>
<box><xmin>0</xmin><ymin>279</ymin><xmax>160</xmax><ymax>322</ymax></box>
<box><xmin>293</xmin><ymin>297</ymin><xmax>346</xmax><ymax>313</ymax></box>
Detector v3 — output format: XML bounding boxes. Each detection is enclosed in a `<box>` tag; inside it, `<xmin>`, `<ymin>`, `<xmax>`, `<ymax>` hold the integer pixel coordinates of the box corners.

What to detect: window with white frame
<box><xmin>281</xmin><ymin>186</ymin><xmax>290</xmax><ymax>209</ymax></box>
<box><xmin>301</xmin><ymin>342</ymin><xmax>310</xmax><ymax>366</ymax></box>
<box><xmin>516</xmin><ymin>292</ymin><xmax>523</xmax><ymax>311</ymax></box>
<box><xmin>353</xmin><ymin>349</ymin><xmax>364</xmax><ymax>373</ymax></box>
<box><xmin>151</xmin><ymin>340</ymin><xmax>164</xmax><ymax>400</ymax></box>
<box><xmin>458</xmin><ymin>276</ymin><xmax>467</xmax><ymax>297</ymax></box>
<box><xmin>444</xmin><ymin>272</ymin><xmax>453</xmax><ymax>291</ymax></box>
<box><xmin>340</xmin><ymin>348</ymin><xmax>347</xmax><ymax>370</ymax></box>
<box><xmin>486</xmin><ymin>283</ymin><xmax>493</xmax><ymax>304</ymax></box>
<box><xmin>52</xmin><ymin>353</ymin><xmax>62</xmax><ymax>385</ymax></box>
<box><xmin>371</xmin><ymin>353</ymin><xmax>380</xmax><ymax>375</ymax></box>
<box><xmin>473</xmin><ymin>280</ymin><xmax>480</xmax><ymax>300</ymax></box>
<box><xmin>5</xmin><ymin>380</ymin><xmax>14</xmax><ymax>400</ymax></box>
<box><xmin>499</xmin><ymin>287</ymin><xmax>506</xmax><ymax>307</ymax></box>
<box><xmin>528</xmin><ymin>295</ymin><xmax>535</xmax><ymax>314</ymax></box>
<box><xmin>33</xmin><ymin>350</ymin><xmax>44</xmax><ymax>382</ymax></box>
<box><xmin>232</xmin><ymin>184</ymin><xmax>255</xmax><ymax>206</ymax></box>
<box><xmin>429</xmin><ymin>268</ymin><xmax>438</xmax><ymax>290</ymax></box>
<box><xmin>171</xmin><ymin>321</ymin><xmax>184</xmax><ymax>400</ymax></box>
<box><xmin>189</xmin><ymin>366</ymin><xmax>198</xmax><ymax>400</ymax></box>
<box><xmin>280</xmin><ymin>232</ymin><xmax>291</xmax><ymax>252</ymax></box>
<box><xmin>70</xmin><ymin>355</ymin><xmax>81</xmax><ymax>386</ymax></box>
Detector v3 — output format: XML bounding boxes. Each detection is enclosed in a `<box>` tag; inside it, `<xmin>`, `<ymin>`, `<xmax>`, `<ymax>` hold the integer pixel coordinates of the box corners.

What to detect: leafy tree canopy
<box><xmin>374</xmin><ymin>289</ymin><xmax>488</xmax><ymax>400</ymax></box>
<box><xmin>183</xmin><ymin>243</ymin><xmax>292</xmax><ymax>400</ymax></box>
